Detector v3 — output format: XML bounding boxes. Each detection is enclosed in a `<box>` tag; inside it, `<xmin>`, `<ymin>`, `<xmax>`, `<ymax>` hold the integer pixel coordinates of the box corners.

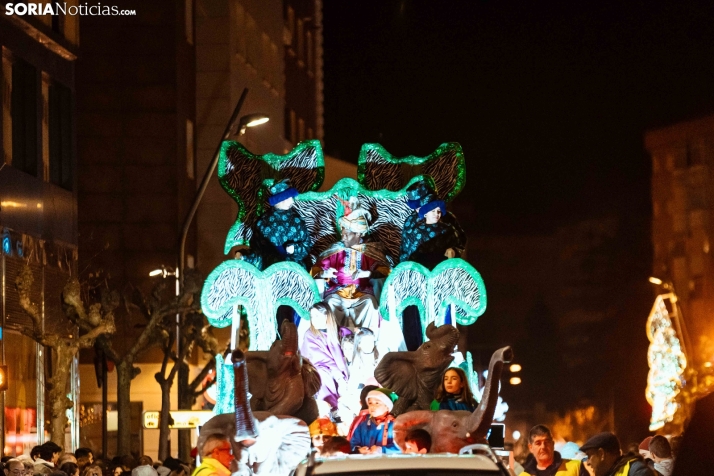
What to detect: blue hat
<box><xmin>406</xmin><ymin>181</ymin><xmax>434</xmax><ymax>210</ymax></box>
<box><xmin>417</xmin><ymin>192</ymin><xmax>446</xmax><ymax>219</ymax></box>
<box><xmin>268</xmin><ymin>179</ymin><xmax>298</xmax><ymax>206</ymax></box>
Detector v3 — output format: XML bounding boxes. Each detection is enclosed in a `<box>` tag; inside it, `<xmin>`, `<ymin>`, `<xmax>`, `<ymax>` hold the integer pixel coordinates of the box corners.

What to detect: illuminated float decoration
<box><xmin>200</xmin><ymin>139</ymin><xmax>497</xmax><ymax>428</ymax></box>
<box><xmin>645</xmin><ymin>293</ymin><xmax>687</xmax><ymax>431</ymax></box>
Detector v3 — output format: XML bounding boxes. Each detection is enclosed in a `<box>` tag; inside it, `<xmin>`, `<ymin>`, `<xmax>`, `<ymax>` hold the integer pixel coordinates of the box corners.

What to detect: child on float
<box><xmin>430</xmin><ymin>366</ymin><xmax>478</xmax><ymax>411</ymax></box>
<box><xmin>347</xmin><ymin>327</ymin><xmax>380</xmax><ymax>393</ymax></box>
<box><xmin>403</xmin><ymin>429</ymin><xmax>432</xmax><ymax>454</ymax></box>
<box><xmin>350</xmin><ymin>388</ymin><xmax>401</xmax><ymax>454</ymax></box>
<box><xmin>346</xmin><ymin>384</ymin><xmax>379</xmax><ymax>440</ymax></box>
<box><xmin>299</xmin><ymin>302</ymin><xmax>350</xmax><ymax>420</ymax></box>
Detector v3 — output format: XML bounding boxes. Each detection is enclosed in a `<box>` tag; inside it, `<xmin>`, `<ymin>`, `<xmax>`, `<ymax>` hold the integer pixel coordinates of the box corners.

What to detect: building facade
<box><xmin>645</xmin><ymin>115</ymin><xmax>714</xmax><ymax>369</ymax></box>
<box><xmin>0</xmin><ymin>4</ymin><xmax>80</xmax><ymax>455</ymax></box>
<box><xmin>194</xmin><ymin>0</ymin><xmax>325</xmax><ymax>277</ymax></box>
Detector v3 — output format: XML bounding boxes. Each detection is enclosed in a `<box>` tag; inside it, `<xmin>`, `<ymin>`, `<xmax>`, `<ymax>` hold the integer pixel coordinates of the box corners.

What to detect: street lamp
<box><xmin>509</xmin><ymin>377</ymin><xmax>522</xmax><ymax>385</ymax></box>
<box><xmin>509</xmin><ymin>363</ymin><xmax>522</xmax><ymax>373</ymax></box>
<box><xmin>236</xmin><ymin>113</ymin><xmax>269</xmax><ymax>135</ymax></box>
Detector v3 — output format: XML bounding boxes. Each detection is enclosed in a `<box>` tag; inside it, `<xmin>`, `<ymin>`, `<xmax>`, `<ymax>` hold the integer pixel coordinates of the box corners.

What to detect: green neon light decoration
<box><xmin>357</xmin><ymin>142</ymin><xmax>466</xmax><ymax>202</ymax></box>
<box><xmin>201</xmin><ymin>259</ymin><xmax>320</xmax><ymax>350</ymax></box>
<box><xmin>219</xmin><ymin>139</ymin><xmax>325</xmax><ymax>254</ymax></box>
<box><xmin>379</xmin><ymin>258</ymin><xmax>487</xmax><ymax>338</ymax></box>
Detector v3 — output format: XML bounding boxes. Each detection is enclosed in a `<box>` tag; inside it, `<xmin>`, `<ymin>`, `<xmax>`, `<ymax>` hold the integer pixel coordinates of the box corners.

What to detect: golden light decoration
<box><xmin>645</xmin><ymin>294</ymin><xmax>687</xmax><ymax>431</ymax></box>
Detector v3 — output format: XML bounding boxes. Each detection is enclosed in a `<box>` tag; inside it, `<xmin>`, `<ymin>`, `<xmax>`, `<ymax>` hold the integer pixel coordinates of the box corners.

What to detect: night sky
<box><xmin>323</xmin><ymin>0</ymin><xmax>714</xmax><ymax>233</ymax></box>
<box><xmin>322</xmin><ymin>0</ymin><xmax>714</xmax><ymax>439</ymax></box>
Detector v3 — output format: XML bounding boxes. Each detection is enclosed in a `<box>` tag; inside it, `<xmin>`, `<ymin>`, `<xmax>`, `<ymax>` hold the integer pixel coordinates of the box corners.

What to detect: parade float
<box><xmin>198</xmin><ymin>139</ymin><xmax>511</xmax><ymax>473</ymax></box>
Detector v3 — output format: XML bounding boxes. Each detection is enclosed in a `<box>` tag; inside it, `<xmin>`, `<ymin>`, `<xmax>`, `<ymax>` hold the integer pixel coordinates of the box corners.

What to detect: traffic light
<box><xmin>0</xmin><ymin>365</ymin><xmax>7</xmax><ymax>391</ymax></box>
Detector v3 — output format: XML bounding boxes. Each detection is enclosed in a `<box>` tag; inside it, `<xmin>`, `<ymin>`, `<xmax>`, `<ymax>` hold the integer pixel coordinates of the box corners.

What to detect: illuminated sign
<box><xmin>142</xmin><ymin>410</ymin><xmax>213</xmax><ymax>429</ymax></box>
<box><xmin>0</xmin><ymin>365</ymin><xmax>8</xmax><ymax>391</ymax></box>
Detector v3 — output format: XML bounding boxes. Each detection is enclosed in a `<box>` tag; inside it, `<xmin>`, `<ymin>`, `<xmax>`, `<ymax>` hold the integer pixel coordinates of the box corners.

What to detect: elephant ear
<box><xmin>374</xmin><ymin>352</ymin><xmax>420</xmax><ymax>402</ymax></box>
<box><xmin>246</xmin><ymin>351</ymin><xmax>269</xmax><ymax>402</ymax></box>
<box><xmin>219</xmin><ymin>139</ymin><xmax>325</xmax><ymax>254</ymax></box>
<box><xmin>300</xmin><ymin>357</ymin><xmax>322</xmax><ymax>397</ymax></box>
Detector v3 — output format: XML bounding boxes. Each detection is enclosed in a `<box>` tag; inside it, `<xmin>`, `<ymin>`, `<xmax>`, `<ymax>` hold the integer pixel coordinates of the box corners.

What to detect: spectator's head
<box><xmin>60</xmin><ymin>463</ymin><xmax>79</xmax><ymax>476</ymax></box>
<box><xmin>81</xmin><ymin>465</ymin><xmax>102</xmax><ymax>476</ymax></box>
<box><xmin>528</xmin><ymin>425</ymin><xmax>555</xmax><ymax>468</ymax></box>
<box><xmin>638</xmin><ymin>436</ymin><xmax>653</xmax><ymax>460</ymax></box>
<box><xmin>136</xmin><ymin>457</ymin><xmax>152</xmax><ymax>468</ymax></box>
<box><xmin>160</xmin><ymin>458</ymin><xmax>182</xmax><ymax>473</ymax></box>
<box><xmin>668</xmin><ymin>435</ymin><xmax>682</xmax><ymax>458</ymax></box>
<box><xmin>120</xmin><ymin>456</ymin><xmax>134</xmax><ymax>472</ymax></box>
<box><xmin>75</xmin><ymin>456</ymin><xmax>90</xmax><ymax>473</ymax></box>
<box><xmin>202</xmin><ymin>434</ymin><xmax>233</xmax><ymax>468</ymax></box>
<box><xmin>57</xmin><ymin>455</ymin><xmax>77</xmax><ymax>468</ymax></box>
<box><xmin>403</xmin><ymin>429</ymin><xmax>431</xmax><ymax>454</ymax></box>
<box><xmin>31</xmin><ymin>446</ymin><xmax>43</xmax><ymax>462</ymax></box>
<box><xmin>49</xmin><ymin>470</ymin><xmax>67</xmax><ymax>476</ymax></box>
<box><xmin>40</xmin><ymin>442</ymin><xmax>63</xmax><ymax>464</ymax></box>
<box><xmin>580</xmin><ymin>432</ymin><xmax>621</xmax><ymax>476</ymax></box>
<box><xmin>74</xmin><ymin>450</ymin><xmax>93</xmax><ymax>466</ymax></box>
<box><xmin>648</xmin><ymin>435</ymin><xmax>672</xmax><ymax>461</ymax></box>
<box><xmin>320</xmin><ymin>437</ymin><xmax>351</xmax><ymax>457</ymax></box>
<box><xmin>4</xmin><ymin>459</ymin><xmax>25</xmax><ymax>476</ymax></box>
<box><xmin>16</xmin><ymin>456</ymin><xmax>33</xmax><ymax>474</ymax></box>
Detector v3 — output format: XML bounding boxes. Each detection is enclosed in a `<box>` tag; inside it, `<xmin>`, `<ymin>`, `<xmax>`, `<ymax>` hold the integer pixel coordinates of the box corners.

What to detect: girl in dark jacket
<box><xmin>430</xmin><ymin>367</ymin><xmax>477</xmax><ymax>411</ymax></box>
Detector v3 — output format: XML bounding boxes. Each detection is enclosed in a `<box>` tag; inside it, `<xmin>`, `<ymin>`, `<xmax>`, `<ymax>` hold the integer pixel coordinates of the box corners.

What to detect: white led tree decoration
<box><xmin>645</xmin><ymin>293</ymin><xmax>687</xmax><ymax>431</ymax></box>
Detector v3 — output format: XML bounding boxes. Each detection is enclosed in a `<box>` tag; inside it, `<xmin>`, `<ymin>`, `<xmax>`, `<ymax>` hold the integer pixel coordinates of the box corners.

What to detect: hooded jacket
<box><xmin>522</xmin><ymin>451</ymin><xmax>582</xmax><ymax>476</ymax></box>
<box><xmin>605</xmin><ymin>455</ymin><xmax>656</xmax><ymax>476</ymax></box>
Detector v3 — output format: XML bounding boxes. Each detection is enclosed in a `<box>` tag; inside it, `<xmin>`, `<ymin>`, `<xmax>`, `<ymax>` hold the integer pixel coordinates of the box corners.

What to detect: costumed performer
<box><xmin>299</xmin><ymin>302</ymin><xmax>350</xmax><ymax>420</ymax></box>
<box><xmin>239</xmin><ymin>179</ymin><xmax>311</xmax><ymax>270</ymax></box>
<box><xmin>430</xmin><ymin>367</ymin><xmax>477</xmax><ymax>412</ymax></box>
<box><xmin>313</xmin><ymin>197</ymin><xmax>406</xmax><ymax>353</ymax></box>
<box><xmin>399</xmin><ymin>180</ymin><xmax>466</xmax><ymax>347</ymax></box>
<box><xmin>347</xmin><ymin>327</ymin><xmax>380</xmax><ymax>395</ymax></box>
<box><xmin>399</xmin><ymin>180</ymin><xmax>466</xmax><ymax>269</ymax></box>
<box><xmin>350</xmin><ymin>388</ymin><xmax>401</xmax><ymax>454</ymax></box>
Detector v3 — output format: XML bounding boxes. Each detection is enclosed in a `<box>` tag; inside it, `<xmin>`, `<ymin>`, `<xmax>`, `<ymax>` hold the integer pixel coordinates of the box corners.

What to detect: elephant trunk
<box><xmin>281</xmin><ymin>320</ymin><xmax>298</xmax><ymax>356</ymax></box>
<box><xmin>466</xmin><ymin>346</ymin><xmax>513</xmax><ymax>440</ymax></box>
<box><xmin>232</xmin><ymin>349</ymin><xmax>260</xmax><ymax>441</ymax></box>
<box><xmin>424</xmin><ymin>322</ymin><xmax>459</xmax><ymax>348</ymax></box>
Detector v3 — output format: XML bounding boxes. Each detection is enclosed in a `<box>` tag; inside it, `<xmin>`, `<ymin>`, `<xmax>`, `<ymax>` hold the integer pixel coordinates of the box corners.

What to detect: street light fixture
<box><xmin>648</xmin><ymin>276</ymin><xmax>663</xmax><ymax>285</ymax></box>
<box><xmin>236</xmin><ymin>113</ymin><xmax>269</xmax><ymax>135</ymax></box>
<box><xmin>509</xmin><ymin>364</ymin><xmax>522</xmax><ymax>373</ymax></box>
<box><xmin>509</xmin><ymin>377</ymin><xmax>522</xmax><ymax>385</ymax></box>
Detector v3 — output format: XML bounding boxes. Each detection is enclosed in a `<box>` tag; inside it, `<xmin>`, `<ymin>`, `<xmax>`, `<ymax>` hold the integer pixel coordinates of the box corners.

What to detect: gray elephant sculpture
<box><xmin>198</xmin><ymin>349</ymin><xmax>311</xmax><ymax>476</ymax></box>
<box><xmin>393</xmin><ymin>346</ymin><xmax>513</xmax><ymax>453</ymax></box>
<box><xmin>374</xmin><ymin>322</ymin><xmax>460</xmax><ymax>414</ymax></box>
<box><xmin>246</xmin><ymin>320</ymin><xmax>321</xmax><ymax>424</ymax></box>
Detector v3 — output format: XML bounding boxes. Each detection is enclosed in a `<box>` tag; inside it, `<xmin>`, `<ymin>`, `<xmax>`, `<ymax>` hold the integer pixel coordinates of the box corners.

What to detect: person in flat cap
<box><xmin>240</xmin><ymin>179</ymin><xmax>311</xmax><ymax>270</ymax></box>
<box><xmin>580</xmin><ymin>432</ymin><xmax>655</xmax><ymax>476</ymax></box>
<box><xmin>313</xmin><ymin>197</ymin><xmax>405</xmax><ymax>353</ymax></box>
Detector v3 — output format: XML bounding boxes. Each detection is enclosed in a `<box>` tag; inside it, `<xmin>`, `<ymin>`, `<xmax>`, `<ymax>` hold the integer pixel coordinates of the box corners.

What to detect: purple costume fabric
<box><xmin>300</xmin><ymin>329</ymin><xmax>350</xmax><ymax>409</ymax></box>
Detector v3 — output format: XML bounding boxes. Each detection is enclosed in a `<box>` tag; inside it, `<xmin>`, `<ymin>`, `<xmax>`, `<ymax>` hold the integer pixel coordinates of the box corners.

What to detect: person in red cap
<box><xmin>580</xmin><ymin>432</ymin><xmax>655</xmax><ymax>476</ymax></box>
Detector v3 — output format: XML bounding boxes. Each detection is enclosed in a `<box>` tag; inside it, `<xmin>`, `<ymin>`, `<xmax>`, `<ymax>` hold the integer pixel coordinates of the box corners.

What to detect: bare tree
<box><xmin>15</xmin><ymin>265</ymin><xmax>116</xmax><ymax>445</ymax></box>
<box><xmin>64</xmin><ymin>275</ymin><xmax>198</xmax><ymax>457</ymax></box>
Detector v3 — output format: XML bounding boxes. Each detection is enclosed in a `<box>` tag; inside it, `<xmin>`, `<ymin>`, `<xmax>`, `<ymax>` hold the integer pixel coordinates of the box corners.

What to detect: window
<box><xmin>235</xmin><ymin>4</ymin><xmax>246</xmax><ymax>60</ymax></box>
<box><xmin>297</xmin><ymin>19</ymin><xmax>304</xmax><ymax>62</ymax></box>
<box><xmin>11</xmin><ymin>58</ymin><xmax>38</xmax><ymax>176</ymax></box>
<box><xmin>48</xmin><ymin>80</ymin><xmax>73</xmax><ymax>190</ymax></box>
<box><xmin>186</xmin><ymin>119</ymin><xmax>195</xmax><ymax>180</ymax></box>
<box><xmin>2</xmin><ymin>51</ymin><xmax>12</xmax><ymax>165</ymax></box>
<box><xmin>306</xmin><ymin>30</ymin><xmax>314</xmax><ymax>72</ymax></box>
<box><xmin>185</xmin><ymin>0</ymin><xmax>194</xmax><ymax>45</ymax></box>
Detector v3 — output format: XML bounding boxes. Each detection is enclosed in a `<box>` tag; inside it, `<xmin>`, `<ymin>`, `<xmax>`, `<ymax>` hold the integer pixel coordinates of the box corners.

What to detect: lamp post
<box><xmin>174</xmin><ymin>87</ymin><xmax>268</xmax><ymax>459</ymax></box>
